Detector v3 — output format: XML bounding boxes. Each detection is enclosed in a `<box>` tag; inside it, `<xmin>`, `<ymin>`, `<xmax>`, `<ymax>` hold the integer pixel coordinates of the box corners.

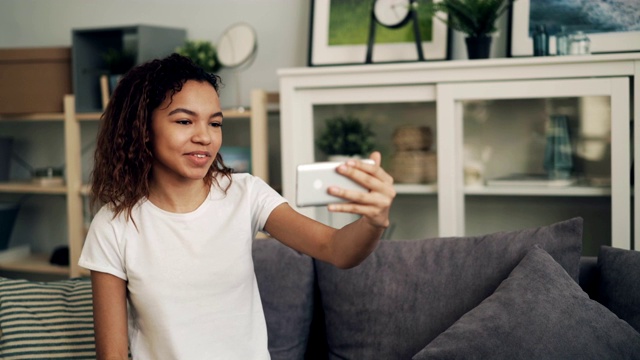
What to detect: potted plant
<box><xmin>102</xmin><ymin>48</ymin><xmax>136</xmax><ymax>75</ymax></box>
<box><xmin>425</xmin><ymin>0</ymin><xmax>513</xmax><ymax>59</ymax></box>
<box><xmin>315</xmin><ymin>116</ymin><xmax>376</xmax><ymax>160</ymax></box>
<box><xmin>101</xmin><ymin>48</ymin><xmax>136</xmax><ymax>93</ymax></box>
<box><xmin>176</xmin><ymin>40</ymin><xmax>221</xmax><ymax>73</ymax></box>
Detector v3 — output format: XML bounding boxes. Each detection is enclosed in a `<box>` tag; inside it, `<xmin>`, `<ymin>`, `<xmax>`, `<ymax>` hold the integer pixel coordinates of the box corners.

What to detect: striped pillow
<box><xmin>0</xmin><ymin>277</ymin><xmax>96</xmax><ymax>359</ymax></box>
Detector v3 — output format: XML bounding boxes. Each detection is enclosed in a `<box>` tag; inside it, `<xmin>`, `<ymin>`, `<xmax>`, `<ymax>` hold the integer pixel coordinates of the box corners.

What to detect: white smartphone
<box><xmin>296</xmin><ymin>159</ymin><xmax>375</xmax><ymax>207</ymax></box>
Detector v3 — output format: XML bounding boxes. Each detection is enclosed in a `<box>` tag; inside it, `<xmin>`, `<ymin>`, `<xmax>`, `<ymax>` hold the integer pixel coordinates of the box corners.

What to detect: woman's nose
<box><xmin>192</xmin><ymin>124</ymin><xmax>212</xmax><ymax>144</ymax></box>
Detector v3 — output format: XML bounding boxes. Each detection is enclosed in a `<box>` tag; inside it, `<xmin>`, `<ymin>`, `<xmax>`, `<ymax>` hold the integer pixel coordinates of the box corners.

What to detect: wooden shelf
<box><xmin>1</xmin><ymin>90</ymin><xmax>277</xmax><ymax>279</ymax></box>
<box><xmin>0</xmin><ymin>254</ymin><xmax>70</xmax><ymax>276</ymax></box>
<box><xmin>223</xmin><ymin>93</ymin><xmax>279</xmax><ymax>120</ymax></box>
<box><xmin>0</xmin><ymin>181</ymin><xmax>67</xmax><ymax>194</ymax></box>
<box><xmin>222</xmin><ymin>108</ymin><xmax>252</xmax><ymax>119</ymax></box>
<box><xmin>0</xmin><ymin>113</ymin><xmax>65</xmax><ymax>122</ymax></box>
<box><xmin>75</xmin><ymin>112</ymin><xmax>102</xmax><ymax>121</ymax></box>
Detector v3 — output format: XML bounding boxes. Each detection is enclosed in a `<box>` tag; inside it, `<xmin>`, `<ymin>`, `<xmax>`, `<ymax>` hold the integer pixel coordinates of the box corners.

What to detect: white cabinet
<box><xmin>437</xmin><ymin>77</ymin><xmax>630</xmax><ymax>254</ymax></box>
<box><xmin>278</xmin><ymin>53</ymin><xmax>639</xmax><ymax>253</ymax></box>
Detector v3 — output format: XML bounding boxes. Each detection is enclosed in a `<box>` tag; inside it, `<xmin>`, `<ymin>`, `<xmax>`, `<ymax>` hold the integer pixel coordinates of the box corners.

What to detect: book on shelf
<box><xmin>486</xmin><ymin>173</ymin><xmax>576</xmax><ymax>187</ymax></box>
<box><xmin>99</xmin><ymin>75</ymin><xmax>109</xmax><ymax>110</ymax></box>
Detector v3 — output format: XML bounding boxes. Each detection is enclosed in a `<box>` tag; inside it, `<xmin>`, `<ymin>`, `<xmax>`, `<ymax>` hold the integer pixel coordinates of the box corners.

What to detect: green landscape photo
<box><xmin>328</xmin><ymin>0</ymin><xmax>434</xmax><ymax>45</ymax></box>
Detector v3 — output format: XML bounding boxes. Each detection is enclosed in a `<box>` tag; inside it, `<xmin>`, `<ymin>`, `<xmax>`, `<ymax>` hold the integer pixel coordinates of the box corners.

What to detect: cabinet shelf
<box><xmin>0</xmin><ymin>254</ymin><xmax>69</xmax><ymax>275</ymax></box>
<box><xmin>0</xmin><ymin>181</ymin><xmax>67</xmax><ymax>194</ymax></box>
<box><xmin>464</xmin><ymin>185</ymin><xmax>611</xmax><ymax>197</ymax></box>
<box><xmin>395</xmin><ymin>183</ymin><xmax>438</xmax><ymax>194</ymax></box>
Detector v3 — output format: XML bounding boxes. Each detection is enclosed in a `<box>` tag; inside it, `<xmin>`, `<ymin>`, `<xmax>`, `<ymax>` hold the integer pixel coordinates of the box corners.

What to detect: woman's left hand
<box><xmin>327</xmin><ymin>151</ymin><xmax>396</xmax><ymax>228</ymax></box>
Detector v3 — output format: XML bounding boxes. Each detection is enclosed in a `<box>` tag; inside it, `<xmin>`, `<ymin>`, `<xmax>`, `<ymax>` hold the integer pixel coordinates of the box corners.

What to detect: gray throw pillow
<box><xmin>252</xmin><ymin>238</ymin><xmax>315</xmax><ymax>360</ymax></box>
<box><xmin>597</xmin><ymin>245</ymin><xmax>640</xmax><ymax>333</ymax></box>
<box><xmin>413</xmin><ymin>245</ymin><xmax>640</xmax><ymax>360</ymax></box>
<box><xmin>315</xmin><ymin>218</ymin><xmax>583</xmax><ymax>360</ymax></box>
<box><xmin>0</xmin><ymin>277</ymin><xmax>96</xmax><ymax>359</ymax></box>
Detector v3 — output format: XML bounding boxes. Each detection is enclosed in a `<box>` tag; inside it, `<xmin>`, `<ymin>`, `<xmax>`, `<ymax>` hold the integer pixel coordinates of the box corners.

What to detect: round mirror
<box><xmin>216</xmin><ymin>23</ymin><xmax>258</xmax><ymax>69</ymax></box>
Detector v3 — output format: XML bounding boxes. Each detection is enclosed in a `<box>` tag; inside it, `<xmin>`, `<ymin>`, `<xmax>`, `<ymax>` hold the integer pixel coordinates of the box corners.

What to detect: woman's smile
<box><xmin>186</xmin><ymin>151</ymin><xmax>212</xmax><ymax>166</ymax></box>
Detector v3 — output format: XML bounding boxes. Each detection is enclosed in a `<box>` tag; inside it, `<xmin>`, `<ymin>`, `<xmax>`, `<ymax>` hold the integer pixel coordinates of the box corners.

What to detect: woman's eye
<box><xmin>210</xmin><ymin>122</ymin><xmax>223</xmax><ymax>128</ymax></box>
<box><xmin>176</xmin><ymin>119</ymin><xmax>191</xmax><ymax>125</ymax></box>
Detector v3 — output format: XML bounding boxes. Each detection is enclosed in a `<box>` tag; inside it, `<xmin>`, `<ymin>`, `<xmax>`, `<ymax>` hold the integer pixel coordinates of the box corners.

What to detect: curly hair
<box><xmin>91</xmin><ymin>53</ymin><xmax>233</xmax><ymax>220</ymax></box>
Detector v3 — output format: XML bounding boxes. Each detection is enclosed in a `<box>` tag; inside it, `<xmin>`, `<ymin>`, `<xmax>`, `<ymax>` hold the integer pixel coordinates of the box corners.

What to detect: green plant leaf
<box><xmin>175</xmin><ymin>40</ymin><xmax>221</xmax><ymax>73</ymax></box>
<box><xmin>315</xmin><ymin>116</ymin><xmax>376</xmax><ymax>156</ymax></box>
<box><xmin>101</xmin><ymin>48</ymin><xmax>136</xmax><ymax>75</ymax></box>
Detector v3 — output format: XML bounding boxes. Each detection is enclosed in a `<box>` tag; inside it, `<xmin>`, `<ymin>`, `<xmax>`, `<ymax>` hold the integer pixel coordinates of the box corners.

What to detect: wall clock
<box><xmin>366</xmin><ymin>0</ymin><xmax>424</xmax><ymax>63</ymax></box>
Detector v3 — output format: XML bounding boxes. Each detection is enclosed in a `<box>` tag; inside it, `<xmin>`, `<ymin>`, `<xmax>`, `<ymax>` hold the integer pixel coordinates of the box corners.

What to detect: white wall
<box><xmin>0</xmin><ymin>0</ymin><xmax>311</xmax><ymax>108</ymax></box>
<box><xmin>0</xmin><ymin>0</ymin><xmax>511</xmax><ymax>262</ymax></box>
<box><xmin>0</xmin><ymin>0</ymin><xmax>511</xmax><ymax>108</ymax></box>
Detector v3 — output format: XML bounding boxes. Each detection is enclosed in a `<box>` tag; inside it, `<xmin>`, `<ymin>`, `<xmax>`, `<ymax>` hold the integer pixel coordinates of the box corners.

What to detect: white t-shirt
<box><xmin>79</xmin><ymin>174</ymin><xmax>287</xmax><ymax>360</ymax></box>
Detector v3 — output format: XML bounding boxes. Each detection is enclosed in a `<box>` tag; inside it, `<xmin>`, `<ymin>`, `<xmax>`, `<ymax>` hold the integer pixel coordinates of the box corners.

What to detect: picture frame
<box><xmin>308</xmin><ymin>0</ymin><xmax>449</xmax><ymax>66</ymax></box>
<box><xmin>508</xmin><ymin>0</ymin><xmax>640</xmax><ymax>57</ymax></box>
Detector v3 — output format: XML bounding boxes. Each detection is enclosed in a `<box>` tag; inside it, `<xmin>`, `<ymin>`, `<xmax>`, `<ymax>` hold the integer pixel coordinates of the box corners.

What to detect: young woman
<box><xmin>79</xmin><ymin>53</ymin><xmax>395</xmax><ymax>359</ymax></box>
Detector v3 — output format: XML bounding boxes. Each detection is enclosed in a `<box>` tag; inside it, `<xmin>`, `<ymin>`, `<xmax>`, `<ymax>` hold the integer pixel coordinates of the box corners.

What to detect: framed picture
<box><xmin>308</xmin><ymin>0</ymin><xmax>449</xmax><ymax>66</ymax></box>
<box><xmin>509</xmin><ymin>0</ymin><xmax>640</xmax><ymax>57</ymax></box>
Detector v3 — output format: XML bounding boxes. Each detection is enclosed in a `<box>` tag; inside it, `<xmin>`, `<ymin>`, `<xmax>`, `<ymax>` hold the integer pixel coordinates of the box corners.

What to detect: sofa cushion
<box><xmin>0</xmin><ymin>277</ymin><xmax>96</xmax><ymax>359</ymax></box>
<box><xmin>252</xmin><ymin>238</ymin><xmax>315</xmax><ymax>360</ymax></box>
<box><xmin>597</xmin><ymin>245</ymin><xmax>640</xmax><ymax>333</ymax></box>
<box><xmin>413</xmin><ymin>245</ymin><xmax>640</xmax><ymax>359</ymax></box>
<box><xmin>315</xmin><ymin>218</ymin><xmax>583</xmax><ymax>360</ymax></box>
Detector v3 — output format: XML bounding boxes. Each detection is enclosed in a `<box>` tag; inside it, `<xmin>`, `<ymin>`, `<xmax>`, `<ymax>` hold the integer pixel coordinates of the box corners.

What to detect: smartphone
<box><xmin>296</xmin><ymin>159</ymin><xmax>375</xmax><ymax>207</ymax></box>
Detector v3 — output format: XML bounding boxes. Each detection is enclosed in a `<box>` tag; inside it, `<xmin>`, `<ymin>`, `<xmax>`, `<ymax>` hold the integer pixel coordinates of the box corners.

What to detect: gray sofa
<box><xmin>253</xmin><ymin>217</ymin><xmax>640</xmax><ymax>359</ymax></box>
<box><xmin>0</xmin><ymin>217</ymin><xmax>639</xmax><ymax>359</ymax></box>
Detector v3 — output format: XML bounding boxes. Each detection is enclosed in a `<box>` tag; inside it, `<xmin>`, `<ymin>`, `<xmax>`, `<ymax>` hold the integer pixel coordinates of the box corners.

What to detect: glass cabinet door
<box><xmin>281</xmin><ymin>85</ymin><xmax>439</xmax><ymax>240</ymax></box>
<box><xmin>437</xmin><ymin>77</ymin><xmax>631</xmax><ymax>254</ymax></box>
